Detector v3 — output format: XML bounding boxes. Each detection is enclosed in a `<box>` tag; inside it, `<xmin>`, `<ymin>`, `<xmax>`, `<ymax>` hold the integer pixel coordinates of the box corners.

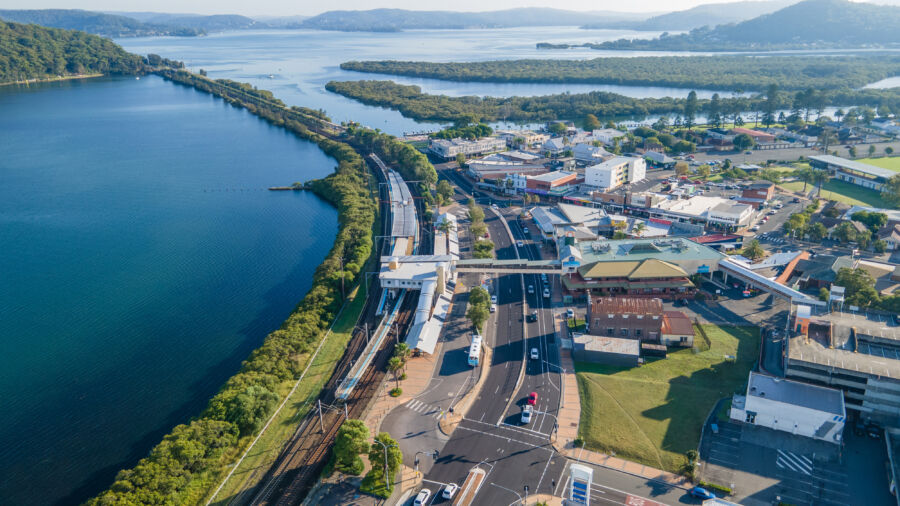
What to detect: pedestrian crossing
<box><xmin>405</xmin><ymin>399</ymin><xmax>444</xmax><ymax>419</ymax></box>
<box><xmin>776</xmin><ymin>449</ymin><xmax>813</xmax><ymax>476</ymax></box>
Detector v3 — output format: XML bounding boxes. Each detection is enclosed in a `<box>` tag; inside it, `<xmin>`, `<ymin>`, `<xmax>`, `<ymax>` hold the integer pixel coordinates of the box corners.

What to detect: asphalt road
<box><xmin>422</xmin><ymin>207</ymin><xmax>568</xmax><ymax>504</ymax></box>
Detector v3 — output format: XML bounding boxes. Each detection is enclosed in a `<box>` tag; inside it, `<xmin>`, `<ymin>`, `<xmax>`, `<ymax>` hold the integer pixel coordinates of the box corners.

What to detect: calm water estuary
<box><xmin>0</xmin><ymin>75</ymin><xmax>338</xmax><ymax>504</ymax></box>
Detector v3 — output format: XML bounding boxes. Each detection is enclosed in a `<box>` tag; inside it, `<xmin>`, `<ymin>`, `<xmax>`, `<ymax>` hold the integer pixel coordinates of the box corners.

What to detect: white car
<box><xmin>490</xmin><ymin>303</ymin><xmax>497</xmax><ymax>313</ymax></box>
<box><xmin>527</xmin><ymin>285</ymin><xmax>534</xmax><ymax>294</ymax></box>
<box><xmin>751</xmin><ymin>225</ymin><xmax>760</xmax><ymax>231</ymax></box>
<box><xmin>516</xmin><ymin>240</ymin><xmax>524</xmax><ymax>248</ymax></box>
<box><xmin>566</xmin><ymin>308</ymin><xmax>575</xmax><ymax>319</ymax></box>
<box><xmin>521</xmin><ymin>404</ymin><xmax>534</xmax><ymax>424</ymax></box>
<box><xmin>442</xmin><ymin>483</ymin><xmax>459</xmax><ymax>499</ymax></box>
<box><xmin>775</xmin><ymin>203</ymin><xmax>784</xmax><ymax>209</ymax></box>
<box><xmin>543</xmin><ymin>287</ymin><xmax>550</xmax><ymax>298</ymax></box>
<box><xmin>490</xmin><ymin>295</ymin><xmax>498</xmax><ymax>304</ymax></box>
<box><xmin>414</xmin><ymin>489</ymin><xmax>431</xmax><ymax>505</ymax></box>
<box><xmin>531</xmin><ymin>347</ymin><xmax>539</xmax><ymax>360</ymax></box>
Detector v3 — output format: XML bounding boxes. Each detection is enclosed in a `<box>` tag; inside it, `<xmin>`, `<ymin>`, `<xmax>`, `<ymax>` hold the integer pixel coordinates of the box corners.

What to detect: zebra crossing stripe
<box><xmin>776</xmin><ymin>450</ymin><xmax>812</xmax><ymax>475</ymax></box>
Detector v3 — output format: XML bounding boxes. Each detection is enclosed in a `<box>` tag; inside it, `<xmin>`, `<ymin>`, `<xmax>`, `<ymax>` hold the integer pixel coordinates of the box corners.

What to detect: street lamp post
<box><xmin>372</xmin><ymin>439</ymin><xmax>397</xmax><ymax>491</ymax></box>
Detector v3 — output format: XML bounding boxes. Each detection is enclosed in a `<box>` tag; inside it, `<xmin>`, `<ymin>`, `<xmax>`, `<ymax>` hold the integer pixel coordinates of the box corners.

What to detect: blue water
<box><xmin>0</xmin><ymin>75</ymin><xmax>338</xmax><ymax>505</ymax></box>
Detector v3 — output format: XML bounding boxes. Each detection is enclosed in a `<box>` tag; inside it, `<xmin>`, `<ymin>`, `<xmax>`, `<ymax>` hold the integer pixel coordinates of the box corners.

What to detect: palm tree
<box><xmin>388</xmin><ymin>357</ymin><xmax>403</xmax><ymax>388</ymax></box>
<box><xmin>632</xmin><ymin>222</ymin><xmax>647</xmax><ymax>238</ymax></box>
<box><xmin>795</xmin><ymin>167</ymin><xmax>816</xmax><ymax>193</ymax></box>
<box><xmin>817</xmin><ymin>128</ymin><xmax>836</xmax><ymax>153</ymax></box>
<box><xmin>436</xmin><ymin>219</ymin><xmax>455</xmax><ymax>235</ymax></box>
<box><xmin>812</xmin><ymin>169</ymin><xmax>830</xmax><ymax>198</ymax></box>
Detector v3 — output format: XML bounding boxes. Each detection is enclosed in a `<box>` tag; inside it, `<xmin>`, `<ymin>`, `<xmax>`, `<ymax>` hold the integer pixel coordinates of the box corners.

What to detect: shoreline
<box><xmin>0</xmin><ymin>73</ymin><xmax>106</xmax><ymax>88</ymax></box>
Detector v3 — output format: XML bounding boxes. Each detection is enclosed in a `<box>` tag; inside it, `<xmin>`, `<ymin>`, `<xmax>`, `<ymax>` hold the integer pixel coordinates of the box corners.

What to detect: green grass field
<box><xmin>576</xmin><ymin>325</ymin><xmax>759</xmax><ymax>474</ymax></box>
<box><xmin>210</xmin><ymin>285</ymin><xmax>369</xmax><ymax>504</ymax></box>
<box><xmin>857</xmin><ymin>157</ymin><xmax>900</xmax><ymax>172</ymax></box>
<box><xmin>779</xmin><ymin>179</ymin><xmax>889</xmax><ymax>208</ymax></box>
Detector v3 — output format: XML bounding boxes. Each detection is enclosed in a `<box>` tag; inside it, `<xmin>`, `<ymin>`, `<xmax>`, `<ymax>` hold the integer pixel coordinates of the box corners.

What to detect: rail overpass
<box><xmin>454</xmin><ymin>258</ymin><xmax>561</xmax><ymax>274</ymax></box>
<box><xmin>718</xmin><ymin>257</ymin><xmax>825</xmax><ymax>307</ymax></box>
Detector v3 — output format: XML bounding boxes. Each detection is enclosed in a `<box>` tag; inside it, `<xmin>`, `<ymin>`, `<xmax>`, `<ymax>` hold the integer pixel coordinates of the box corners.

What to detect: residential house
<box><xmin>573</xmin><ymin>143</ymin><xmax>612</xmax><ymax>165</ymax></box>
<box><xmin>542</xmin><ymin>137</ymin><xmax>568</xmax><ymax>156</ymax></box>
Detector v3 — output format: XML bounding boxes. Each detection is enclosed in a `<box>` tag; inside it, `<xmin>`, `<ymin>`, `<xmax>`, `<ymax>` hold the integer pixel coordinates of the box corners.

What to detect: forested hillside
<box><xmin>626</xmin><ymin>0</ymin><xmax>794</xmax><ymax>30</ymax></box>
<box><xmin>592</xmin><ymin>0</ymin><xmax>900</xmax><ymax>50</ymax></box>
<box><xmin>0</xmin><ymin>9</ymin><xmax>203</xmax><ymax>37</ymax></box>
<box><xmin>340</xmin><ymin>56</ymin><xmax>900</xmax><ymax>93</ymax></box>
<box><xmin>0</xmin><ymin>21</ymin><xmax>144</xmax><ymax>84</ymax></box>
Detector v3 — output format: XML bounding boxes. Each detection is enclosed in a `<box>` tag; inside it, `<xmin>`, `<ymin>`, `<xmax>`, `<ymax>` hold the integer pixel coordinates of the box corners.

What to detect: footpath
<box><xmin>553</xmin><ymin>316</ymin><xmax>691</xmax><ymax>491</ymax></box>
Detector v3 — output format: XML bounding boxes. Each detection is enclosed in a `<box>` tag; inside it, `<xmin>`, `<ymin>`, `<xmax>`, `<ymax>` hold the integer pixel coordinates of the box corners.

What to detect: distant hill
<box><xmin>0</xmin><ymin>9</ymin><xmax>203</xmax><ymax>37</ymax></box>
<box><xmin>297</xmin><ymin>8</ymin><xmax>648</xmax><ymax>32</ymax></box>
<box><xmin>627</xmin><ymin>0</ymin><xmax>796</xmax><ymax>30</ymax></box>
<box><xmin>592</xmin><ymin>0</ymin><xmax>900</xmax><ymax>50</ymax></box>
<box><xmin>109</xmin><ymin>12</ymin><xmax>265</xmax><ymax>32</ymax></box>
<box><xmin>0</xmin><ymin>20</ymin><xmax>144</xmax><ymax>83</ymax></box>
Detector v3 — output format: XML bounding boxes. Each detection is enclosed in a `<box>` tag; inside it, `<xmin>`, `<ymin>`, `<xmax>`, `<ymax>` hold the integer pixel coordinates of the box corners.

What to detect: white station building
<box><xmin>730</xmin><ymin>372</ymin><xmax>846</xmax><ymax>444</ymax></box>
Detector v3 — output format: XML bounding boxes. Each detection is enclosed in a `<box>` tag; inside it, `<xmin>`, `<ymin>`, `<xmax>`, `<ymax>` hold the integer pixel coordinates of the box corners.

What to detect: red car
<box><xmin>527</xmin><ymin>392</ymin><xmax>538</xmax><ymax>405</ymax></box>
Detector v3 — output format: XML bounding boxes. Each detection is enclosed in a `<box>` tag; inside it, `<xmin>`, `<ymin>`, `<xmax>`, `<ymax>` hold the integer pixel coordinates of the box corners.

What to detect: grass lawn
<box><xmin>858</xmin><ymin>157</ymin><xmax>900</xmax><ymax>172</ymax></box>
<box><xmin>779</xmin><ymin>179</ymin><xmax>889</xmax><ymax>208</ymax></box>
<box><xmin>576</xmin><ymin>325</ymin><xmax>759</xmax><ymax>475</ymax></box>
<box><xmin>210</xmin><ymin>285</ymin><xmax>369</xmax><ymax>504</ymax></box>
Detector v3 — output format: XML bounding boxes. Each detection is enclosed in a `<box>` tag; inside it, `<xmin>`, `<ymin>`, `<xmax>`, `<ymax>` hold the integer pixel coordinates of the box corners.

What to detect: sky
<box><xmin>1</xmin><ymin>0</ymin><xmax>897</xmax><ymax>17</ymax></box>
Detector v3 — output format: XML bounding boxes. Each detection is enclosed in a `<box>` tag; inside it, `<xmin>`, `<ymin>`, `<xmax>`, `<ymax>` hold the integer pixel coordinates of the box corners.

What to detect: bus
<box><xmin>467</xmin><ymin>335</ymin><xmax>483</xmax><ymax>367</ymax></box>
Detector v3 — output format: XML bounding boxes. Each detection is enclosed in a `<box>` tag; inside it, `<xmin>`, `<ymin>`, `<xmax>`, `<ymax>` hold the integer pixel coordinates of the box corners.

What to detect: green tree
<box><xmin>886</xmin><ymin>147</ymin><xmax>894</xmax><ymax>155</ymax></box>
<box><xmin>334</xmin><ymin>419</ymin><xmax>370</xmax><ymax>475</ymax></box>
<box><xmin>632</xmin><ymin>222</ymin><xmax>647</xmax><ymax>237</ymax></box>
<box><xmin>674</xmin><ymin>161</ymin><xmax>690</xmax><ymax>176</ymax></box>
<box><xmin>882</xmin><ymin>175</ymin><xmax>900</xmax><ymax>208</ymax></box>
<box><xmin>763</xmin><ymin>84</ymin><xmax>779</xmax><ymax>128</ymax></box>
<box><xmin>819</xmin><ymin>287</ymin><xmax>830</xmax><ymax>301</ymax></box>
<box><xmin>805</xmin><ymin>222</ymin><xmax>828</xmax><ymax>242</ymax></box>
<box><xmin>848</xmin><ymin>146</ymin><xmax>857</xmax><ymax>158</ymax></box>
<box><xmin>812</xmin><ymin>169</ymin><xmax>830</xmax><ymax>197</ymax></box>
<box><xmin>733</xmin><ymin>133</ymin><xmax>755</xmax><ymax>151</ymax></box>
<box><xmin>832</xmin><ymin>221</ymin><xmax>858</xmax><ymax>243</ymax></box>
<box><xmin>874</xmin><ymin>239</ymin><xmax>887</xmax><ymax>254</ymax></box>
<box><xmin>436</xmin><ymin>179</ymin><xmax>454</xmax><ymax>203</ymax></box>
<box><xmin>834</xmin><ymin>267</ymin><xmax>880</xmax><ymax>307</ymax></box>
<box><xmin>388</xmin><ymin>357</ymin><xmax>403</xmax><ymax>388</ymax></box>
<box><xmin>696</xmin><ymin>164</ymin><xmax>711</xmax><ymax>178</ymax></box>
<box><xmin>548</xmin><ymin>122</ymin><xmax>567</xmax><ymax>135</ymax></box>
<box><xmin>743</xmin><ymin>239</ymin><xmax>765</xmax><ymax>260</ymax></box>
<box><xmin>869</xmin><ymin>144</ymin><xmax>877</xmax><ymax>157</ymax></box>
<box><xmin>455</xmin><ymin>153</ymin><xmax>466</xmax><ymax>168</ymax></box>
<box><xmin>584</xmin><ymin>113</ymin><xmax>602</xmax><ymax>130</ymax></box>
<box><xmin>467</xmin><ymin>286</ymin><xmax>491</xmax><ymax>331</ymax></box>
<box><xmin>223</xmin><ymin>385</ymin><xmax>279</xmax><ymax>436</ymax></box>
<box><xmin>683</xmin><ymin>90</ymin><xmax>699</xmax><ymax>129</ymax></box>
<box><xmin>362</xmin><ymin>433</ymin><xmax>403</xmax><ymax>497</ymax></box>
<box><xmin>794</xmin><ymin>167</ymin><xmax>815</xmax><ymax>193</ymax></box>
<box><xmin>851</xmin><ymin>210</ymin><xmax>888</xmax><ymax>232</ymax></box>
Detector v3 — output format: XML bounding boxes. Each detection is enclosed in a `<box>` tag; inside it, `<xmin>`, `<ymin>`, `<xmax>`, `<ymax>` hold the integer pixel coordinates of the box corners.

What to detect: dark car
<box><xmin>867</xmin><ymin>423</ymin><xmax>883</xmax><ymax>439</ymax></box>
<box><xmin>689</xmin><ymin>486</ymin><xmax>716</xmax><ymax>500</ymax></box>
<box><xmin>854</xmin><ymin>419</ymin><xmax>866</xmax><ymax>437</ymax></box>
<box><xmin>527</xmin><ymin>311</ymin><xmax>538</xmax><ymax>322</ymax></box>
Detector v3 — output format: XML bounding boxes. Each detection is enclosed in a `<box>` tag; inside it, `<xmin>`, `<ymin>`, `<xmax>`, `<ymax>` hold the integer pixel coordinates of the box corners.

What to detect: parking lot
<box><xmin>700</xmin><ymin>419</ymin><xmax>893</xmax><ymax>506</ymax></box>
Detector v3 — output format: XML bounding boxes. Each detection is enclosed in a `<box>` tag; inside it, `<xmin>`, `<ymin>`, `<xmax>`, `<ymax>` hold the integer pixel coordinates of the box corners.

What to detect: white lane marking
<box><xmin>456</xmin><ymin>425</ymin><xmax>551</xmax><ymax>451</ymax></box>
<box><xmin>777</xmin><ymin>449</ymin><xmax>813</xmax><ymax>474</ymax></box>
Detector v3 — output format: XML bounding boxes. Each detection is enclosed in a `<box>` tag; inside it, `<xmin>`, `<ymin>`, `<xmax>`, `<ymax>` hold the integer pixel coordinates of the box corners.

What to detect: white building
<box><xmin>585</xmin><ymin>156</ymin><xmax>646</xmax><ymax>191</ymax></box>
<box><xmin>429</xmin><ymin>137</ymin><xmax>506</xmax><ymax>159</ymax></box>
<box><xmin>706</xmin><ymin>202</ymin><xmax>754</xmax><ymax>228</ymax></box>
<box><xmin>730</xmin><ymin>372</ymin><xmax>845</xmax><ymax>444</ymax></box>
<box><xmin>592</xmin><ymin>128</ymin><xmax>626</xmax><ymax>145</ymax></box>
<box><xmin>542</xmin><ymin>137</ymin><xmax>568</xmax><ymax>155</ymax></box>
<box><xmin>495</xmin><ymin>129</ymin><xmax>549</xmax><ymax>147</ymax></box>
<box><xmin>503</xmin><ymin>172</ymin><xmax>529</xmax><ymax>192</ymax></box>
<box><xmin>573</xmin><ymin>143</ymin><xmax>612</xmax><ymax>164</ymax></box>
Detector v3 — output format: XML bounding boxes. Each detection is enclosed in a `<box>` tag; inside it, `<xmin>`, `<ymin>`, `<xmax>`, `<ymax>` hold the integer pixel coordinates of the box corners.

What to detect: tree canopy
<box><xmin>0</xmin><ymin>20</ymin><xmax>144</xmax><ymax>83</ymax></box>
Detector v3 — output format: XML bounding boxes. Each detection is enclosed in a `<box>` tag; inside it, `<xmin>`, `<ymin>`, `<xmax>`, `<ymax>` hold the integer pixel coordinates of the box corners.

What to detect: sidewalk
<box><xmin>553</xmin><ymin>316</ymin><xmax>691</xmax><ymax>491</ymax></box>
<box><xmin>363</xmin><ymin>347</ymin><xmax>441</xmax><ymax>437</ymax></box>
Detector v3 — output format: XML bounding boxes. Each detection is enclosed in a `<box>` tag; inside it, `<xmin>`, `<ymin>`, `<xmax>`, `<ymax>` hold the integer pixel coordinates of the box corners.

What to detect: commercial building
<box><xmin>731</xmin><ymin>127</ymin><xmax>776</xmax><ymax>144</ymax></box>
<box><xmin>585</xmin><ymin>296</ymin><xmax>695</xmax><ymax>346</ymax></box>
<box><xmin>730</xmin><ymin>372</ymin><xmax>845</xmax><ymax>444</ymax></box>
<box><xmin>526</xmin><ymin>170</ymin><xmax>578</xmax><ymax>196</ymax></box>
<box><xmin>591</xmin><ymin>128</ymin><xmax>626</xmax><ymax>144</ymax></box>
<box><xmin>738</xmin><ymin>181</ymin><xmax>775</xmax><ymax>209</ymax></box>
<box><xmin>573</xmin><ymin>143</ymin><xmax>612</xmax><ymax>165</ymax></box>
<box><xmin>429</xmin><ymin>137</ymin><xmax>506</xmax><ymax>159</ymax></box>
<box><xmin>585</xmin><ymin>156</ymin><xmax>647</xmax><ymax>191</ymax></box>
<box><xmin>649</xmin><ymin>196</ymin><xmax>754</xmax><ymax>231</ymax></box>
<box><xmin>466</xmin><ymin>159</ymin><xmax>547</xmax><ymax>180</ymax></box>
<box><xmin>494</xmin><ymin>129</ymin><xmax>549</xmax><ymax>147</ymax></box>
<box><xmin>787</xmin><ymin>308</ymin><xmax>900</xmax><ymax>426</ymax></box>
<box><xmin>643</xmin><ymin>150</ymin><xmax>675</xmax><ymax>168</ymax></box>
<box><xmin>809</xmin><ymin>155</ymin><xmax>895</xmax><ymax>192</ymax></box>
<box><xmin>542</xmin><ymin>137</ymin><xmax>568</xmax><ymax>156</ymax></box>
<box><xmin>561</xmin><ymin>238</ymin><xmax>724</xmax><ymax>299</ymax></box>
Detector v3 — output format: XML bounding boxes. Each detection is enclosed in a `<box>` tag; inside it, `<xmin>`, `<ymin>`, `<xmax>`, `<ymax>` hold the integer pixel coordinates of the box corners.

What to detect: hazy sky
<box><xmin>2</xmin><ymin>0</ymin><xmax>897</xmax><ymax>17</ymax></box>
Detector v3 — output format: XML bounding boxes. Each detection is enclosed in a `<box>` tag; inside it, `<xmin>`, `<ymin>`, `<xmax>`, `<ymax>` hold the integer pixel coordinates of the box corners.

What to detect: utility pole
<box><xmin>318</xmin><ymin>399</ymin><xmax>324</xmax><ymax>432</ymax></box>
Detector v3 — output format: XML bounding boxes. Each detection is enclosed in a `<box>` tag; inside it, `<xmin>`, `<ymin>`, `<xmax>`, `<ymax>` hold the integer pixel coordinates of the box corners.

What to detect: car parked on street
<box><xmin>442</xmin><ymin>483</ymin><xmax>459</xmax><ymax>499</ymax></box>
<box><xmin>566</xmin><ymin>308</ymin><xmax>575</xmax><ymax>319</ymax></box>
<box><xmin>689</xmin><ymin>486</ymin><xmax>716</xmax><ymax>500</ymax></box>
<box><xmin>414</xmin><ymin>489</ymin><xmax>432</xmax><ymax>505</ymax></box>
<box><xmin>491</xmin><ymin>295</ymin><xmax>498</xmax><ymax>304</ymax></box>
<box><xmin>490</xmin><ymin>303</ymin><xmax>496</xmax><ymax>313</ymax></box>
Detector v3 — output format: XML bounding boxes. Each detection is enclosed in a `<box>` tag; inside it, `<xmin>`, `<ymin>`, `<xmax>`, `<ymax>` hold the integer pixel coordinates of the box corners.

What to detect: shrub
<box><xmin>390</xmin><ymin>387</ymin><xmax>403</xmax><ymax>397</ymax></box>
<box><xmin>698</xmin><ymin>481</ymin><xmax>733</xmax><ymax>495</ymax></box>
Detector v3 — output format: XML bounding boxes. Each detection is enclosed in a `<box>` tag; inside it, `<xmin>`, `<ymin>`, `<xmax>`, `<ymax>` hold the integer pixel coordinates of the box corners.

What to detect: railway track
<box><xmin>245</xmin><ymin>156</ymin><xmax>425</xmax><ymax>506</ymax></box>
<box><xmin>249</xmin><ymin>294</ymin><xmax>415</xmax><ymax>506</ymax></box>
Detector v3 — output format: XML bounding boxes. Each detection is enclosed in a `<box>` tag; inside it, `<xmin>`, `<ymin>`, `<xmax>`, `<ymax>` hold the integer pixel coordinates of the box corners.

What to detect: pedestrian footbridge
<box><xmin>454</xmin><ymin>258</ymin><xmax>561</xmax><ymax>274</ymax></box>
<box><xmin>718</xmin><ymin>257</ymin><xmax>825</xmax><ymax>307</ymax></box>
